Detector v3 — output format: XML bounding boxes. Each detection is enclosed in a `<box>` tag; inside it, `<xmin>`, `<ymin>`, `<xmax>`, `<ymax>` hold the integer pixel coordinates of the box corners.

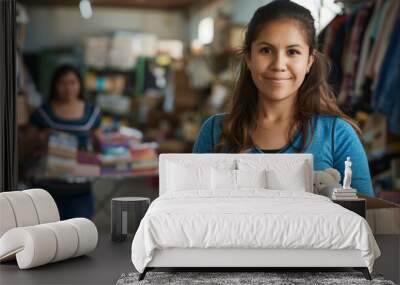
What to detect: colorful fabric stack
<box><xmin>130</xmin><ymin>142</ymin><xmax>158</xmax><ymax>175</ymax></box>
<box><xmin>46</xmin><ymin>132</ymin><xmax>78</xmax><ymax>178</ymax></box>
<box><xmin>98</xmin><ymin>127</ymin><xmax>158</xmax><ymax>176</ymax></box>
<box><xmin>100</xmin><ymin>147</ymin><xmax>133</xmax><ymax>176</ymax></box>
<box><xmin>73</xmin><ymin>151</ymin><xmax>101</xmax><ymax>177</ymax></box>
<box><xmin>44</xmin><ymin>128</ymin><xmax>158</xmax><ymax>178</ymax></box>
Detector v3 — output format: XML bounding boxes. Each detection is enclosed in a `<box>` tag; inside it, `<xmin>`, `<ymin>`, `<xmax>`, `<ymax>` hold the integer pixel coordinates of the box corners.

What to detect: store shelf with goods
<box><xmin>84</xmin><ymin>55</ymin><xmax>174</xmax><ymax>124</ymax></box>
<box><xmin>84</xmin><ymin>67</ymin><xmax>134</xmax><ymax>117</ymax></box>
<box><xmin>85</xmin><ymin>67</ymin><xmax>136</xmax><ymax>95</ymax></box>
<box><xmin>82</xmin><ymin>32</ymin><xmax>206</xmax><ymax>155</ymax></box>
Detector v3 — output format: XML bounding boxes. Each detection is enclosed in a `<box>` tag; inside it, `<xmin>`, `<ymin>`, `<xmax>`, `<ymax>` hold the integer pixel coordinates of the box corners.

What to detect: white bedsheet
<box><xmin>131</xmin><ymin>190</ymin><xmax>380</xmax><ymax>273</ymax></box>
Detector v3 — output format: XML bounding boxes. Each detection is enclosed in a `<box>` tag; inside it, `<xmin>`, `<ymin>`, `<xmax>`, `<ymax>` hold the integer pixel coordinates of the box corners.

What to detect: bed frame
<box><xmin>138</xmin><ymin>154</ymin><xmax>372</xmax><ymax>281</ymax></box>
<box><xmin>139</xmin><ymin>248</ymin><xmax>371</xmax><ymax>280</ymax></box>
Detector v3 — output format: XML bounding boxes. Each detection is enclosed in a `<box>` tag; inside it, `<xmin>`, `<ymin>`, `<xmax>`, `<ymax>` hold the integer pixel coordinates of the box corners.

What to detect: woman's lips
<box><xmin>264</xmin><ymin>77</ymin><xmax>292</xmax><ymax>84</ymax></box>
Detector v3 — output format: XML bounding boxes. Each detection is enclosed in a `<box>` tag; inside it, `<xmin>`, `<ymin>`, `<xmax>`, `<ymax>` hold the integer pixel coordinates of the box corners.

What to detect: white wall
<box><xmin>231</xmin><ymin>0</ymin><xmax>273</xmax><ymax>24</ymax></box>
<box><xmin>24</xmin><ymin>6</ymin><xmax>186</xmax><ymax>51</ymax></box>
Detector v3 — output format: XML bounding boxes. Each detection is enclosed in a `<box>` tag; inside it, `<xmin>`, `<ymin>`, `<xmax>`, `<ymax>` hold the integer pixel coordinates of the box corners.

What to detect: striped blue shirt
<box><xmin>30</xmin><ymin>103</ymin><xmax>101</xmax><ymax>150</ymax></box>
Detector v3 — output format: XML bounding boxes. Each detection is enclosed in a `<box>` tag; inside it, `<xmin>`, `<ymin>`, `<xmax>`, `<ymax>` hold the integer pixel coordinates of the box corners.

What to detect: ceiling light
<box><xmin>79</xmin><ymin>0</ymin><xmax>93</xmax><ymax>19</ymax></box>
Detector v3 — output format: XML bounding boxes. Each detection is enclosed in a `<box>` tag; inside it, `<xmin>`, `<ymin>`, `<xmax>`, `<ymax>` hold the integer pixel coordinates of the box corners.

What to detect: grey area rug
<box><xmin>116</xmin><ymin>272</ymin><xmax>396</xmax><ymax>285</ymax></box>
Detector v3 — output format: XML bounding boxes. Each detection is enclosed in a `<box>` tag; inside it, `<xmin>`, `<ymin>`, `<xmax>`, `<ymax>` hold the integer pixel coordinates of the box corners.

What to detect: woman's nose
<box><xmin>270</xmin><ymin>52</ymin><xmax>287</xmax><ymax>72</ymax></box>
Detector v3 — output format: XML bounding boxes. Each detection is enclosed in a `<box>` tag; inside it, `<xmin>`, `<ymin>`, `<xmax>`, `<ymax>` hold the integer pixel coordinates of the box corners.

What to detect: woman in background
<box><xmin>30</xmin><ymin>64</ymin><xmax>102</xmax><ymax>219</ymax></box>
<box><xmin>193</xmin><ymin>0</ymin><xmax>374</xmax><ymax>197</ymax></box>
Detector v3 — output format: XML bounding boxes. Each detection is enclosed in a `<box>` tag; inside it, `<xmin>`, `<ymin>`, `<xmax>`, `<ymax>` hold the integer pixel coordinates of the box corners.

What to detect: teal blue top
<box><xmin>30</xmin><ymin>103</ymin><xmax>102</xmax><ymax>150</ymax></box>
<box><xmin>193</xmin><ymin>114</ymin><xmax>375</xmax><ymax>197</ymax></box>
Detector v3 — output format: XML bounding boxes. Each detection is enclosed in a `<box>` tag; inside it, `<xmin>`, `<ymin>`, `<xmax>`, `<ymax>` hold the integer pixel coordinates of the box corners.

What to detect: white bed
<box><xmin>131</xmin><ymin>154</ymin><xmax>380</xmax><ymax>280</ymax></box>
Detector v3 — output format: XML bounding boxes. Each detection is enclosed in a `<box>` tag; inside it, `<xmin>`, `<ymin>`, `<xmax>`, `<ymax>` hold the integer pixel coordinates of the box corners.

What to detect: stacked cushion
<box><xmin>0</xmin><ymin>189</ymin><xmax>97</xmax><ymax>269</ymax></box>
<box><xmin>0</xmin><ymin>189</ymin><xmax>59</xmax><ymax>237</ymax></box>
<box><xmin>0</xmin><ymin>196</ymin><xmax>17</xmax><ymax>237</ymax></box>
<box><xmin>0</xmin><ymin>218</ymin><xmax>98</xmax><ymax>269</ymax></box>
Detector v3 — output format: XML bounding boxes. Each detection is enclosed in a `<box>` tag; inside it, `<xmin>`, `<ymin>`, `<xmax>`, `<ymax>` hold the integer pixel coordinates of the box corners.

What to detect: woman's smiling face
<box><xmin>246</xmin><ymin>18</ymin><xmax>314</xmax><ymax>103</ymax></box>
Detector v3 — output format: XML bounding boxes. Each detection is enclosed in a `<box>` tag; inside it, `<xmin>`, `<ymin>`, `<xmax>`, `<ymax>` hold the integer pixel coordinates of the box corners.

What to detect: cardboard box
<box><xmin>365</xmin><ymin>196</ymin><xmax>400</xmax><ymax>235</ymax></box>
<box><xmin>84</xmin><ymin>36</ymin><xmax>109</xmax><ymax>69</ymax></box>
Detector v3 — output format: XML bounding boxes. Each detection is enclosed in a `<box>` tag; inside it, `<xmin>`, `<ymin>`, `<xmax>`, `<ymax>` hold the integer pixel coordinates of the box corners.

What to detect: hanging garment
<box><xmin>338</xmin><ymin>2</ymin><xmax>374</xmax><ymax>103</ymax></box>
<box><xmin>354</xmin><ymin>0</ymin><xmax>384</xmax><ymax>97</ymax></box>
<box><xmin>372</xmin><ymin>15</ymin><xmax>400</xmax><ymax>135</ymax></box>
<box><xmin>369</xmin><ymin>0</ymin><xmax>400</xmax><ymax>89</ymax></box>
<box><xmin>324</xmin><ymin>15</ymin><xmax>350</xmax><ymax>94</ymax></box>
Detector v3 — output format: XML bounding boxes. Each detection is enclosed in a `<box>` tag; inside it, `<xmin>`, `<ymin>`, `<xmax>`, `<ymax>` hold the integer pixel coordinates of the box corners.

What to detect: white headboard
<box><xmin>159</xmin><ymin>153</ymin><xmax>313</xmax><ymax>195</ymax></box>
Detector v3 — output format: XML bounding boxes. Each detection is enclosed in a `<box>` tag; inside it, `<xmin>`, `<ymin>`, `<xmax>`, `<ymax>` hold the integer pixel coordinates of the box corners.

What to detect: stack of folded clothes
<box><xmin>130</xmin><ymin>142</ymin><xmax>158</xmax><ymax>175</ymax></box>
<box><xmin>45</xmin><ymin>132</ymin><xmax>78</xmax><ymax>179</ymax></box>
<box><xmin>73</xmin><ymin>151</ymin><xmax>101</xmax><ymax>177</ymax></box>
<box><xmin>98</xmin><ymin>127</ymin><xmax>158</xmax><ymax>176</ymax></box>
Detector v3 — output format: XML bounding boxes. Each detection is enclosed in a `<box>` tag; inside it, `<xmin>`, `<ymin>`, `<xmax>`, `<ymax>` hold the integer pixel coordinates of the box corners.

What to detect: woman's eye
<box><xmin>288</xmin><ymin>49</ymin><xmax>300</xmax><ymax>56</ymax></box>
<box><xmin>260</xmin><ymin>47</ymin><xmax>272</xmax><ymax>54</ymax></box>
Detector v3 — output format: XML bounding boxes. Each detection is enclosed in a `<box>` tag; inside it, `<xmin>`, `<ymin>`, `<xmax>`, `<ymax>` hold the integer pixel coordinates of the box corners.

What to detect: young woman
<box><xmin>30</xmin><ymin>64</ymin><xmax>101</xmax><ymax>151</ymax></box>
<box><xmin>193</xmin><ymin>0</ymin><xmax>374</xmax><ymax>197</ymax></box>
<box><xmin>29</xmin><ymin>64</ymin><xmax>102</xmax><ymax>219</ymax></box>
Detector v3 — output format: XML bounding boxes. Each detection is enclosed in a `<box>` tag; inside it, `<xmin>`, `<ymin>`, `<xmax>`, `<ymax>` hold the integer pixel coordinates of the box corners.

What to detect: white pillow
<box><xmin>211</xmin><ymin>169</ymin><xmax>268</xmax><ymax>190</ymax></box>
<box><xmin>266</xmin><ymin>164</ymin><xmax>307</xmax><ymax>191</ymax></box>
<box><xmin>211</xmin><ymin>168</ymin><xmax>237</xmax><ymax>190</ymax></box>
<box><xmin>238</xmin><ymin>159</ymin><xmax>309</xmax><ymax>192</ymax></box>
<box><xmin>166</xmin><ymin>159</ymin><xmax>236</xmax><ymax>192</ymax></box>
<box><xmin>237</xmin><ymin>169</ymin><xmax>267</xmax><ymax>188</ymax></box>
<box><xmin>167</xmin><ymin>162</ymin><xmax>211</xmax><ymax>191</ymax></box>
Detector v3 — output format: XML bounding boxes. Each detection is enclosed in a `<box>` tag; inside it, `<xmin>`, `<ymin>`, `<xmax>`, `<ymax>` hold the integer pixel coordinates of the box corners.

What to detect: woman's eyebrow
<box><xmin>287</xmin><ymin>44</ymin><xmax>303</xmax><ymax>48</ymax></box>
<box><xmin>256</xmin><ymin>41</ymin><xmax>273</xmax><ymax>46</ymax></box>
<box><xmin>256</xmin><ymin>41</ymin><xmax>305</xmax><ymax>49</ymax></box>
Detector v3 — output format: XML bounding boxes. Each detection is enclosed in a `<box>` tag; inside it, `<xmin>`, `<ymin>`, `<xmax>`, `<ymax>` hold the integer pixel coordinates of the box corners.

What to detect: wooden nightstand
<box><xmin>332</xmin><ymin>198</ymin><xmax>366</xmax><ymax>218</ymax></box>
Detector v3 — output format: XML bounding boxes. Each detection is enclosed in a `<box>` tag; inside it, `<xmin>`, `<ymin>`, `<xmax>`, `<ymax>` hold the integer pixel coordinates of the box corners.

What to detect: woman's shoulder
<box><xmin>32</xmin><ymin>103</ymin><xmax>51</xmax><ymax>114</ymax></box>
<box><xmin>314</xmin><ymin>114</ymin><xmax>338</xmax><ymax>124</ymax></box>
<box><xmin>314</xmin><ymin>115</ymin><xmax>355</xmax><ymax>132</ymax></box>
<box><xmin>201</xmin><ymin>113</ymin><xmax>228</xmax><ymax>129</ymax></box>
<box><xmin>313</xmin><ymin>115</ymin><xmax>361</xmax><ymax>150</ymax></box>
<box><xmin>193</xmin><ymin>113</ymin><xmax>227</xmax><ymax>153</ymax></box>
<box><xmin>83</xmin><ymin>103</ymin><xmax>102</xmax><ymax>129</ymax></box>
<box><xmin>84</xmin><ymin>103</ymin><xmax>101</xmax><ymax>115</ymax></box>
<box><xmin>30</xmin><ymin>103</ymin><xmax>50</xmax><ymax>122</ymax></box>
<box><xmin>207</xmin><ymin>113</ymin><xmax>228</xmax><ymax>122</ymax></box>
<box><xmin>310</xmin><ymin>115</ymin><xmax>360</xmax><ymax>147</ymax></box>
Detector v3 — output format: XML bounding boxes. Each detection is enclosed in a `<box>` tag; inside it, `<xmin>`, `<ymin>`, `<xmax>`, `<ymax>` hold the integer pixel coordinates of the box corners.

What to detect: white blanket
<box><xmin>131</xmin><ymin>190</ymin><xmax>380</xmax><ymax>273</ymax></box>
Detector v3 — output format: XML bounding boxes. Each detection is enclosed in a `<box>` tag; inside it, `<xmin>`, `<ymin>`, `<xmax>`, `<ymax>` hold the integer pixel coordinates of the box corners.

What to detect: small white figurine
<box><xmin>343</xmin><ymin>156</ymin><xmax>352</xmax><ymax>190</ymax></box>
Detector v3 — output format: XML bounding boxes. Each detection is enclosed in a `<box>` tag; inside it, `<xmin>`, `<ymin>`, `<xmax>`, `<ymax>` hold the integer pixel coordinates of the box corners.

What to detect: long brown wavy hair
<box><xmin>216</xmin><ymin>0</ymin><xmax>361</xmax><ymax>153</ymax></box>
